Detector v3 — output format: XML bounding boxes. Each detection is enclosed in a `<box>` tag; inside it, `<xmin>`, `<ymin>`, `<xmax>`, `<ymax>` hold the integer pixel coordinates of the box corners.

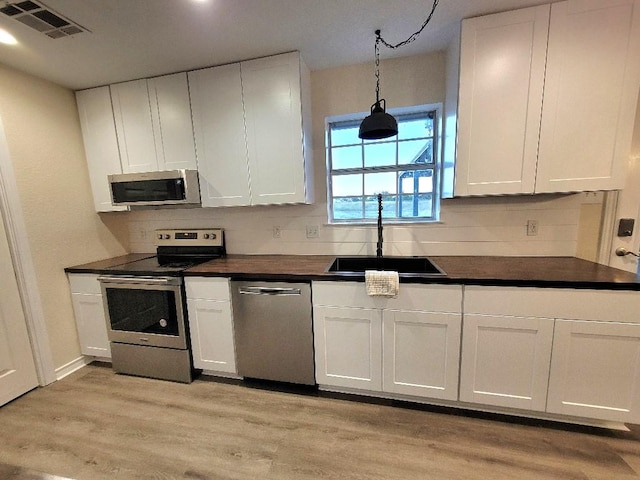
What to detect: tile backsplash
<box><xmin>123</xmin><ymin>192</ymin><xmax>591</xmax><ymax>258</ymax></box>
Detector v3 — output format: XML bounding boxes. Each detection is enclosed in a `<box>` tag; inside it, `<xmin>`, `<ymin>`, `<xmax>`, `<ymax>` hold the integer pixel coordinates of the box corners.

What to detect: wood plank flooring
<box><xmin>1</xmin><ymin>363</ymin><xmax>640</xmax><ymax>479</ymax></box>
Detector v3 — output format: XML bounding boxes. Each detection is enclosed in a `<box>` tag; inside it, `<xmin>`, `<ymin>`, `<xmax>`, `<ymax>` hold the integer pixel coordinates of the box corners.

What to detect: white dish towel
<box><xmin>365</xmin><ymin>270</ymin><xmax>399</xmax><ymax>298</ymax></box>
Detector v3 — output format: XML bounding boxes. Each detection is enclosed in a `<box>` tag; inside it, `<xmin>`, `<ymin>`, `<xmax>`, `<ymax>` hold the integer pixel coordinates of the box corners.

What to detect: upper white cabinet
<box><xmin>455</xmin><ymin>0</ymin><xmax>640</xmax><ymax>196</ymax></box>
<box><xmin>189</xmin><ymin>52</ymin><xmax>313</xmax><ymax>208</ymax></box>
<box><xmin>110</xmin><ymin>72</ymin><xmax>197</xmax><ymax>173</ymax></box>
<box><xmin>75</xmin><ymin>86</ymin><xmax>126</xmax><ymax>212</ymax></box>
<box><xmin>536</xmin><ymin>0</ymin><xmax>640</xmax><ymax>193</ymax></box>
<box><xmin>456</xmin><ymin>5</ymin><xmax>549</xmax><ymax>196</ymax></box>
<box><xmin>189</xmin><ymin>63</ymin><xmax>251</xmax><ymax>207</ymax></box>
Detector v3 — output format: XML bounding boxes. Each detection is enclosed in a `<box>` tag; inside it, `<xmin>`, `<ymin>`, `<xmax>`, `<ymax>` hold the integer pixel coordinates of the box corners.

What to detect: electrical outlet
<box><xmin>306</xmin><ymin>225</ymin><xmax>319</xmax><ymax>239</ymax></box>
<box><xmin>527</xmin><ymin>220</ymin><xmax>539</xmax><ymax>236</ymax></box>
<box><xmin>272</xmin><ymin>226</ymin><xmax>281</xmax><ymax>239</ymax></box>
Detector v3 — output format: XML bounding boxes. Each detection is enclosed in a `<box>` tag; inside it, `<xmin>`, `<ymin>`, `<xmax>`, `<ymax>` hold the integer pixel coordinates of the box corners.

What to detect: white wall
<box><xmin>0</xmin><ymin>65</ymin><xmax>129</xmax><ymax>371</ymax></box>
<box><xmin>124</xmin><ymin>52</ymin><xmax>587</xmax><ymax>257</ymax></box>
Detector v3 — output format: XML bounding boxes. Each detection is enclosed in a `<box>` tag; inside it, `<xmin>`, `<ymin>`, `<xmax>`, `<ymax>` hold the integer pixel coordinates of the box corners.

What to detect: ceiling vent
<box><xmin>0</xmin><ymin>0</ymin><xmax>88</xmax><ymax>39</ymax></box>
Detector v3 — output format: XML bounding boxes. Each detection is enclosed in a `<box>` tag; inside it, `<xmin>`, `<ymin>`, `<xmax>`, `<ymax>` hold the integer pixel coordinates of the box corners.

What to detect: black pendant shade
<box><xmin>358</xmin><ymin>99</ymin><xmax>398</xmax><ymax>140</ymax></box>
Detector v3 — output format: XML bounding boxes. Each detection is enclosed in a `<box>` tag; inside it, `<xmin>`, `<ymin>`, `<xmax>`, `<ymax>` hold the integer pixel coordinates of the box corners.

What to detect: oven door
<box><xmin>98</xmin><ymin>275</ymin><xmax>187</xmax><ymax>349</ymax></box>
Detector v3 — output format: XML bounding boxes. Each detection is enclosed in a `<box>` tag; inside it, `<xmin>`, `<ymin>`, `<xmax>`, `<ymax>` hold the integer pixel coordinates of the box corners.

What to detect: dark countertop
<box><xmin>65</xmin><ymin>253</ymin><xmax>640</xmax><ymax>291</ymax></box>
<box><xmin>184</xmin><ymin>254</ymin><xmax>640</xmax><ymax>291</ymax></box>
<box><xmin>64</xmin><ymin>253</ymin><xmax>155</xmax><ymax>274</ymax></box>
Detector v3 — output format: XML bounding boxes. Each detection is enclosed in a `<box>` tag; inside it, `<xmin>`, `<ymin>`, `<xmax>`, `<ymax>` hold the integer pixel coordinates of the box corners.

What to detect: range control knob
<box><xmin>203</xmin><ymin>234</ymin><xmax>210</xmax><ymax>239</ymax></box>
<box><xmin>163</xmin><ymin>234</ymin><xmax>170</xmax><ymax>240</ymax></box>
<box><xmin>211</xmin><ymin>233</ymin><xmax>217</xmax><ymax>240</ymax></box>
<box><xmin>157</xmin><ymin>234</ymin><xmax>163</xmax><ymax>240</ymax></box>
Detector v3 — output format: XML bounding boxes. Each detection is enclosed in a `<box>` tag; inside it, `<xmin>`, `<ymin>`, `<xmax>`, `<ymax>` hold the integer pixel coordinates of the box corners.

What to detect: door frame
<box><xmin>0</xmin><ymin>115</ymin><xmax>56</xmax><ymax>386</ymax></box>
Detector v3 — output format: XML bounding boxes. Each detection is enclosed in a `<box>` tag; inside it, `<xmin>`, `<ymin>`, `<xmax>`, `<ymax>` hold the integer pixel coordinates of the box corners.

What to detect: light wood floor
<box><xmin>2</xmin><ymin>364</ymin><xmax>640</xmax><ymax>479</ymax></box>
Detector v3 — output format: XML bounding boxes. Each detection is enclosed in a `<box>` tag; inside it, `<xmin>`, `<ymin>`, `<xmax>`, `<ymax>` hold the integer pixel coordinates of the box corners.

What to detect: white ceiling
<box><xmin>0</xmin><ymin>0</ymin><xmax>552</xmax><ymax>91</ymax></box>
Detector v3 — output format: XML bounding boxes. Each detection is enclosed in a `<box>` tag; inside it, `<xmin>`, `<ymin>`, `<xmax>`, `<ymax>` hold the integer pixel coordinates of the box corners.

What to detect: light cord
<box><xmin>376</xmin><ymin>0</ymin><xmax>440</xmax><ymax>50</ymax></box>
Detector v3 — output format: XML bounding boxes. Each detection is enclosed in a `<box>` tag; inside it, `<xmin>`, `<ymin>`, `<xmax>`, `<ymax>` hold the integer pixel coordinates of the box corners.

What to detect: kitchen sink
<box><xmin>327</xmin><ymin>256</ymin><xmax>445</xmax><ymax>276</ymax></box>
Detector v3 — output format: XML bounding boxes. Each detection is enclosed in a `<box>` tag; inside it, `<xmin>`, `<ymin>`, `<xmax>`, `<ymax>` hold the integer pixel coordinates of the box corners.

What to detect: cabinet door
<box><xmin>383</xmin><ymin>310</ymin><xmax>461</xmax><ymax>401</ymax></box>
<box><xmin>69</xmin><ymin>274</ymin><xmax>111</xmax><ymax>358</ymax></box>
<box><xmin>536</xmin><ymin>0</ymin><xmax>640</xmax><ymax>193</ymax></box>
<box><xmin>148</xmin><ymin>73</ymin><xmax>197</xmax><ymax>171</ymax></box>
<box><xmin>71</xmin><ymin>293</ymin><xmax>111</xmax><ymax>358</ymax></box>
<box><xmin>547</xmin><ymin>320</ymin><xmax>640</xmax><ymax>423</ymax></box>
<box><xmin>188</xmin><ymin>64</ymin><xmax>251</xmax><ymax>207</ymax></box>
<box><xmin>241</xmin><ymin>52</ymin><xmax>310</xmax><ymax>205</ymax></box>
<box><xmin>313</xmin><ymin>306</ymin><xmax>382</xmax><ymax>391</ymax></box>
<box><xmin>455</xmin><ymin>5</ymin><xmax>549</xmax><ymax>196</ymax></box>
<box><xmin>460</xmin><ymin>314</ymin><xmax>554</xmax><ymax>411</ymax></box>
<box><xmin>110</xmin><ymin>79</ymin><xmax>158</xmax><ymax>173</ymax></box>
<box><xmin>75</xmin><ymin>87</ymin><xmax>126</xmax><ymax>212</ymax></box>
<box><xmin>186</xmin><ymin>298</ymin><xmax>236</xmax><ymax>374</ymax></box>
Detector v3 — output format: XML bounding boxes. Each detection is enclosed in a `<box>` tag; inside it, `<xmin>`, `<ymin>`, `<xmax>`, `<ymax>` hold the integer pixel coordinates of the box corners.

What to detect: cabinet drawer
<box><xmin>464</xmin><ymin>286</ymin><xmax>640</xmax><ymax>322</ymax></box>
<box><xmin>68</xmin><ymin>273</ymin><xmax>102</xmax><ymax>294</ymax></box>
<box><xmin>312</xmin><ymin>281</ymin><xmax>462</xmax><ymax>313</ymax></box>
<box><xmin>185</xmin><ymin>277</ymin><xmax>231</xmax><ymax>301</ymax></box>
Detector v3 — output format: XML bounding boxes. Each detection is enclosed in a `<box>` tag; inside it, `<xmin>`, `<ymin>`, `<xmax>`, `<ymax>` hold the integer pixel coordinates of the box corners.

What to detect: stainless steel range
<box><xmin>98</xmin><ymin>228</ymin><xmax>225</xmax><ymax>383</ymax></box>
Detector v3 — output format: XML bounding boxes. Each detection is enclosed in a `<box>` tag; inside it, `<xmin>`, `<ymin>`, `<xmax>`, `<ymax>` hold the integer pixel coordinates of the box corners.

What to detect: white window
<box><xmin>326</xmin><ymin>105</ymin><xmax>441</xmax><ymax>224</ymax></box>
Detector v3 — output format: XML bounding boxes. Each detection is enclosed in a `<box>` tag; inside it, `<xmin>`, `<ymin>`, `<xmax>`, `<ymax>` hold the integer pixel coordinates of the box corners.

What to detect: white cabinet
<box><xmin>547</xmin><ymin>320</ymin><xmax>640</xmax><ymax>423</ymax></box>
<box><xmin>455</xmin><ymin>0</ymin><xmax>640</xmax><ymax>196</ymax></box>
<box><xmin>536</xmin><ymin>0</ymin><xmax>640</xmax><ymax>193</ymax></box>
<box><xmin>68</xmin><ymin>274</ymin><xmax>111</xmax><ymax>359</ymax></box>
<box><xmin>383</xmin><ymin>310</ymin><xmax>461</xmax><ymax>401</ymax></box>
<box><xmin>75</xmin><ymin>87</ymin><xmax>126</xmax><ymax>212</ymax></box>
<box><xmin>313</xmin><ymin>305</ymin><xmax>382</xmax><ymax>391</ymax></box>
<box><xmin>185</xmin><ymin>277</ymin><xmax>237</xmax><ymax>375</ymax></box>
<box><xmin>312</xmin><ymin>281</ymin><xmax>462</xmax><ymax>400</ymax></box>
<box><xmin>456</xmin><ymin>5</ymin><xmax>549</xmax><ymax>196</ymax></box>
<box><xmin>189</xmin><ymin>63</ymin><xmax>251</xmax><ymax>207</ymax></box>
<box><xmin>459</xmin><ymin>314</ymin><xmax>554</xmax><ymax>411</ymax></box>
<box><xmin>110</xmin><ymin>72</ymin><xmax>197</xmax><ymax>173</ymax></box>
<box><xmin>189</xmin><ymin>52</ymin><xmax>313</xmax><ymax>208</ymax></box>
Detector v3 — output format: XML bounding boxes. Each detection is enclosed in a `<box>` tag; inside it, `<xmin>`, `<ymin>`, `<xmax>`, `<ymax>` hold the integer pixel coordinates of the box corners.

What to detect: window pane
<box><xmin>333</xmin><ymin>197</ymin><xmax>363</xmax><ymax>220</ymax></box>
<box><xmin>400</xmin><ymin>194</ymin><xmax>433</xmax><ymax>218</ymax></box>
<box><xmin>332</xmin><ymin>174</ymin><xmax>362</xmax><ymax>196</ymax></box>
<box><xmin>364</xmin><ymin>141</ymin><xmax>396</xmax><ymax>167</ymax></box>
<box><xmin>364</xmin><ymin>172</ymin><xmax>396</xmax><ymax>195</ymax></box>
<box><xmin>330</xmin><ymin>124</ymin><xmax>360</xmax><ymax>147</ymax></box>
<box><xmin>364</xmin><ymin>195</ymin><xmax>396</xmax><ymax>219</ymax></box>
<box><xmin>399</xmin><ymin>169</ymin><xmax>433</xmax><ymax>194</ymax></box>
<box><xmin>399</xmin><ymin>139</ymin><xmax>432</xmax><ymax>165</ymax></box>
<box><xmin>398</xmin><ymin>116</ymin><xmax>434</xmax><ymax>140</ymax></box>
<box><xmin>332</xmin><ymin>145</ymin><xmax>362</xmax><ymax>169</ymax></box>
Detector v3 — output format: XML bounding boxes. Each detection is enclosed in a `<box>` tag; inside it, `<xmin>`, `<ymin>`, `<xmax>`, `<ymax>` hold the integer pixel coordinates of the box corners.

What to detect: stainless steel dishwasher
<box><xmin>231</xmin><ymin>280</ymin><xmax>315</xmax><ymax>385</ymax></box>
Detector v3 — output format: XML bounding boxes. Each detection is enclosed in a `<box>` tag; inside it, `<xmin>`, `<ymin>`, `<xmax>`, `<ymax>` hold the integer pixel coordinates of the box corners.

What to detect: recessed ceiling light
<box><xmin>0</xmin><ymin>28</ymin><xmax>17</xmax><ymax>45</ymax></box>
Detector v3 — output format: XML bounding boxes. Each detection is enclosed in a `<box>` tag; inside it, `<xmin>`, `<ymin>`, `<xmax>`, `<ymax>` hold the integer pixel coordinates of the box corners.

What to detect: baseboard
<box><xmin>54</xmin><ymin>356</ymin><xmax>94</xmax><ymax>381</ymax></box>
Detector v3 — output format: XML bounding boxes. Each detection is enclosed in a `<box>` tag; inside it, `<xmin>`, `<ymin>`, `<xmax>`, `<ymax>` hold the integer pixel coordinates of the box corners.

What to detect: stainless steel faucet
<box><xmin>376</xmin><ymin>193</ymin><xmax>383</xmax><ymax>258</ymax></box>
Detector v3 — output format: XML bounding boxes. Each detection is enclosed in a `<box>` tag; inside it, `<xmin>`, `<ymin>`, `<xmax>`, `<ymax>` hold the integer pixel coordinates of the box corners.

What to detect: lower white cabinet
<box><xmin>313</xmin><ymin>306</ymin><xmax>382</xmax><ymax>391</ymax></box>
<box><xmin>185</xmin><ymin>278</ymin><xmax>237</xmax><ymax>375</ymax></box>
<box><xmin>383</xmin><ymin>310</ymin><xmax>461</xmax><ymax>401</ymax></box>
<box><xmin>312</xmin><ymin>281</ymin><xmax>463</xmax><ymax>401</ymax></box>
<box><xmin>459</xmin><ymin>314</ymin><xmax>554</xmax><ymax>411</ymax></box>
<box><xmin>547</xmin><ymin>320</ymin><xmax>640</xmax><ymax>423</ymax></box>
<box><xmin>68</xmin><ymin>274</ymin><xmax>111</xmax><ymax>358</ymax></box>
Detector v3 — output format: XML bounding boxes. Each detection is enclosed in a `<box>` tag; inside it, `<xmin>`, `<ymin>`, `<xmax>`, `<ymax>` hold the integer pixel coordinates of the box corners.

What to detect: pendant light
<box><xmin>358</xmin><ymin>31</ymin><xmax>398</xmax><ymax>140</ymax></box>
<box><xmin>358</xmin><ymin>0</ymin><xmax>440</xmax><ymax>141</ymax></box>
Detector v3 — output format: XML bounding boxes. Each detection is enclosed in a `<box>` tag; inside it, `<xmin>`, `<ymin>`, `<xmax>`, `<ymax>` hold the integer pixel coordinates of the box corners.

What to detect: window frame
<box><xmin>325</xmin><ymin>103</ymin><xmax>442</xmax><ymax>225</ymax></box>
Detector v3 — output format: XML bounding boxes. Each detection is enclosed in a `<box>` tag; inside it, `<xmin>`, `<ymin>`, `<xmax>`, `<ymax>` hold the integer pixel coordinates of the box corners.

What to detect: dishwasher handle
<box><xmin>238</xmin><ymin>286</ymin><xmax>302</xmax><ymax>296</ymax></box>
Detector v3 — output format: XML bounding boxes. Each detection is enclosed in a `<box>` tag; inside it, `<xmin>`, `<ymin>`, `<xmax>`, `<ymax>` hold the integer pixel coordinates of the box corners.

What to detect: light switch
<box><xmin>617</xmin><ymin>218</ymin><xmax>635</xmax><ymax>237</ymax></box>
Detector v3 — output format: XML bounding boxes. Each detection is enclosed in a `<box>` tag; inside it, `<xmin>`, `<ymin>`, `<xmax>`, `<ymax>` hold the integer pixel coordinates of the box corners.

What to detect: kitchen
<box><xmin>1</xmin><ymin>0</ymin><xmax>640</xmax><ymax>478</ymax></box>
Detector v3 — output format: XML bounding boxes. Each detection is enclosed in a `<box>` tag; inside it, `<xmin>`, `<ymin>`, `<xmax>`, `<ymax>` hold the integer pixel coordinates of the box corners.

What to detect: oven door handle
<box><xmin>98</xmin><ymin>275</ymin><xmax>181</xmax><ymax>286</ymax></box>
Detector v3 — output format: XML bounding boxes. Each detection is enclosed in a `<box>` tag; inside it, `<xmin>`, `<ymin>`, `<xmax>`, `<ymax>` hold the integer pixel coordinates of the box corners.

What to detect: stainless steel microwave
<box><xmin>108</xmin><ymin>170</ymin><xmax>201</xmax><ymax>207</ymax></box>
